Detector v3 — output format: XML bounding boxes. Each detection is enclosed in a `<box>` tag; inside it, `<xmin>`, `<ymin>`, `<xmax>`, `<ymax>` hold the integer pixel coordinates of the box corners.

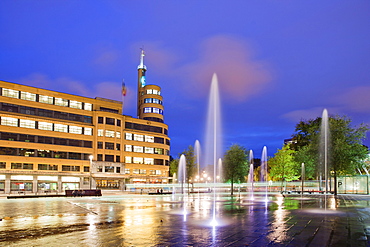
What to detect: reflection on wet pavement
<box><xmin>1</xmin><ymin>193</ymin><xmax>370</xmax><ymax>246</ymax></box>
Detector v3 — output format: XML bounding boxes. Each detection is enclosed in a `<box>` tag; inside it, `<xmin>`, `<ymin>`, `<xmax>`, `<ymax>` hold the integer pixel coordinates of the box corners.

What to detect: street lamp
<box><xmin>89</xmin><ymin>155</ymin><xmax>93</xmax><ymax>189</ymax></box>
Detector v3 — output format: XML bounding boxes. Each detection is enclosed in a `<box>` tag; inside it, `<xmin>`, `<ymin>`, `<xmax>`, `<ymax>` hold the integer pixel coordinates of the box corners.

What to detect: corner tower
<box><xmin>137</xmin><ymin>50</ymin><xmax>164</xmax><ymax>123</ymax></box>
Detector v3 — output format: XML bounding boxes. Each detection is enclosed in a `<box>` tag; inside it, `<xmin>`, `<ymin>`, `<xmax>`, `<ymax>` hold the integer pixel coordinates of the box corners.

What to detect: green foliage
<box><xmin>269</xmin><ymin>144</ymin><xmax>300</xmax><ymax>182</ymax></box>
<box><xmin>223</xmin><ymin>144</ymin><xmax>249</xmax><ymax>195</ymax></box>
<box><xmin>169</xmin><ymin>158</ymin><xmax>179</xmax><ymax>177</ymax></box>
<box><xmin>291</xmin><ymin>115</ymin><xmax>369</xmax><ymax>178</ymax></box>
<box><xmin>182</xmin><ymin>145</ymin><xmax>197</xmax><ymax>181</ymax></box>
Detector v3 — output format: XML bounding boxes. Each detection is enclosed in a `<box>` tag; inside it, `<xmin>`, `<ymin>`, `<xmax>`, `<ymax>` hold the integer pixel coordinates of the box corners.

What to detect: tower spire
<box><xmin>138</xmin><ymin>49</ymin><xmax>147</xmax><ymax>70</ymax></box>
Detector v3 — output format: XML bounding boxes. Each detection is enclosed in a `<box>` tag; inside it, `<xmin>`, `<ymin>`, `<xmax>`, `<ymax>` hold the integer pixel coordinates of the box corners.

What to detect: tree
<box><xmin>269</xmin><ymin>144</ymin><xmax>300</xmax><ymax>184</ymax></box>
<box><xmin>169</xmin><ymin>158</ymin><xmax>179</xmax><ymax>178</ymax></box>
<box><xmin>290</xmin><ymin>115</ymin><xmax>369</xmax><ymax>194</ymax></box>
<box><xmin>171</xmin><ymin>146</ymin><xmax>197</xmax><ymax>186</ymax></box>
<box><xmin>223</xmin><ymin>144</ymin><xmax>249</xmax><ymax>195</ymax></box>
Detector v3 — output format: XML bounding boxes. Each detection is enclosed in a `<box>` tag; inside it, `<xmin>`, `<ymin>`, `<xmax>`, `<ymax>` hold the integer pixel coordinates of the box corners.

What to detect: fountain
<box><xmin>320</xmin><ymin>109</ymin><xmax>329</xmax><ymax>194</ymax></box>
<box><xmin>178</xmin><ymin>155</ymin><xmax>186</xmax><ymax>194</ymax></box>
<box><xmin>217</xmin><ymin>158</ymin><xmax>222</xmax><ymax>183</ymax></box>
<box><xmin>248</xmin><ymin>150</ymin><xmax>254</xmax><ymax>200</ymax></box>
<box><xmin>204</xmin><ymin>73</ymin><xmax>222</xmax><ymax>227</ymax></box>
<box><xmin>194</xmin><ymin>140</ymin><xmax>201</xmax><ymax>182</ymax></box>
<box><xmin>261</xmin><ymin>146</ymin><xmax>268</xmax><ymax>202</ymax></box>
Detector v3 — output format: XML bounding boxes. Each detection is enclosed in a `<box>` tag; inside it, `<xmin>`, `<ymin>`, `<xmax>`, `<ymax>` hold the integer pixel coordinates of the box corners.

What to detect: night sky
<box><xmin>1</xmin><ymin>1</ymin><xmax>370</xmax><ymax>158</ymax></box>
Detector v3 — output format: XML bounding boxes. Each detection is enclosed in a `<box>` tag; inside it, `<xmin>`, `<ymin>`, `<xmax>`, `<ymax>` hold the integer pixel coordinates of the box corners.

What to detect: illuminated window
<box><xmin>145</xmin><ymin>135</ymin><xmax>154</xmax><ymax>142</ymax></box>
<box><xmin>133</xmin><ymin>157</ymin><xmax>143</xmax><ymax>164</ymax></box>
<box><xmin>152</xmin><ymin>89</ymin><xmax>158</xmax><ymax>95</ymax></box>
<box><xmin>39</xmin><ymin>95</ymin><xmax>54</xmax><ymax>104</ymax></box>
<box><xmin>105</xmin><ymin>130</ymin><xmax>115</xmax><ymax>138</ymax></box>
<box><xmin>116</xmin><ymin>132</ymin><xmax>121</xmax><ymax>139</ymax></box>
<box><xmin>144</xmin><ymin>107</ymin><xmax>152</xmax><ymax>113</ymax></box>
<box><xmin>153</xmin><ymin>108</ymin><xmax>160</xmax><ymax>114</ymax></box>
<box><xmin>125</xmin><ymin>133</ymin><xmax>132</xmax><ymax>140</ymax></box>
<box><xmin>69</xmin><ymin>126</ymin><xmax>82</xmax><ymax>134</ymax></box>
<box><xmin>125</xmin><ymin>145</ymin><xmax>132</xmax><ymax>152</ymax></box>
<box><xmin>146</xmin><ymin>89</ymin><xmax>153</xmax><ymax>94</ymax></box>
<box><xmin>145</xmin><ymin>147</ymin><xmax>154</xmax><ymax>154</ymax></box>
<box><xmin>19</xmin><ymin>119</ymin><xmax>36</xmax><ymax>129</ymax></box>
<box><xmin>20</xmin><ymin>92</ymin><xmax>36</xmax><ymax>101</ymax></box>
<box><xmin>134</xmin><ymin>134</ymin><xmax>144</xmax><ymax>142</ymax></box>
<box><xmin>154</xmin><ymin>148</ymin><xmax>164</xmax><ymax>155</ymax></box>
<box><xmin>1</xmin><ymin>117</ymin><xmax>18</xmax><ymax>127</ymax></box>
<box><xmin>70</xmin><ymin>100</ymin><xmax>82</xmax><ymax>109</ymax></box>
<box><xmin>125</xmin><ymin>156</ymin><xmax>132</xmax><ymax>163</ymax></box>
<box><xmin>2</xmin><ymin>88</ymin><xmax>19</xmax><ymax>98</ymax></box>
<box><xmin>156</xmin><ymin>170</ymin><xmax>162</xmax><ymax>175</ymax></box>
<box><xmin>133</xmin><ymin>146</ymin><xmax>143</xmax><ymax>153</ymax></box>
<box><xmin>55</xmin><ymin>98</ymin><xmax>68</xmax><ymax>107</ymax></box>
<box><xmin>125</xmin><ymin>168</ymin><xmax>130</xmax><ymax>174</ymax></box>
<box><xmin>98</xmin><ymin>129</ymin><xmax>104</xmax><ymax>137</ymax></box>
<box><xmin>38</xmin><ymin>122</ymin><xmax>53</xmax><ymax>131</ymax></box>
<box><xmin>54</xmin><ymin>124</ymin><xmax>68</xmax><ymax>133</ymax></box>
<box><xmin>84</xmin><ymin>127</ymin><xmax>92</xmax><ymax>135</ymax></box>
<box><xmin>84</xmin><ymin>103</ymin><xmax>92</xmax><ymax>111</ymax></box>
<box><xmin>144</xmin><ymin>158</ymin><xmax>154</xmax><ymax>165</ymax></box>
<box><xmin>133</xmin><ymin>169</ymin><xmax>139</xmax><ymax>174</ymax></box>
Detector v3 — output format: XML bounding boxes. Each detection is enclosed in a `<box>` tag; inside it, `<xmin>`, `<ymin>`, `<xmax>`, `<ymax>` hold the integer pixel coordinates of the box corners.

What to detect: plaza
<box><xmin>1</xmin><ymin>191</ymin><xmax>370</xmax><ymax>246</ymax></box>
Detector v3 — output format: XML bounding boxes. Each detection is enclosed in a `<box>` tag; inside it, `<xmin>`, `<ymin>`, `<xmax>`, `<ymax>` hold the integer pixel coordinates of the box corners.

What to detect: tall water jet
<box><xmin>194</xmin><ymin>140</ymin><xmax>201</xmax><ymax>182</ymax></box>
<box><xmin>320</xmin><ymin>109</ymin><xmax>329</xmax><ymax>194</ymax></box>
<box><xmin>248</xmin><ymin>150</ymin><xmax>254</xmax><ymax>200</ymax></box>
<box><xmin>204</xmin><ymin>73</ymin><xmax>222</xmax><ymax>227</ymax></box>
<box><xmin>217</xmin><ymin>158</ymin><xmax>223</xmax><ymax>183</ymax></box>
<box><xmin>178</xmin><ymin>155</ymin><xmax>187</xmax><ymax>194</ymax></box>
<box><xmin>261</xmin><ymin>146</ymin><xmax>268</xmax><ymax>202</ymax></box>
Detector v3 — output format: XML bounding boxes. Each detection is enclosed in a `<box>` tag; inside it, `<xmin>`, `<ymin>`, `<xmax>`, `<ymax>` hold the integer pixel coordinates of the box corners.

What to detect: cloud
<box><xmin>282</xmin><ymin>107</ymin><xmax>328</xmax><ymax>122</ymax></box>
<box><xmin>335</xmin><ymin>86</ymin><xmax>370</xmax><ymax>113</ymax></box>
<box><xmin>179</xmin><ymin>35</ymin><xmax>274</xmax><ymax>102</ymax></box>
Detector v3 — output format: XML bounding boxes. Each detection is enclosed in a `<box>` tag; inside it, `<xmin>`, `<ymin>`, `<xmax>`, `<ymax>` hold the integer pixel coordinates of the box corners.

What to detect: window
<box><xmin>125</xmin><ymin>145</ymin><xmax>132</xmax><ymax>152</ymax></box>
<box><xmin>116</xmin><ymin>166</ymin><xmax>121</xmax><ymax>173</ymax></box>
<box><xmin>145</xmin><ymin>136</ymin><xmax>154</xmax><ymax>142</ymax></box>
<box><xmin>144</xmin><ymin>107</ymin><xmax>152</xmax><ymax>113</ymax></box>
<box><xmin>117</xmin><ymin>120</ymin><xmax>121</xmax><ymax>126</ymax></box>
<box><xmin>133</xmin><ymin>157</ymin><xmax>143</xmax><ymax>164</ymax></box>
<box><xmin>2</xmin><ymin>88</ymin><xmax>19</xmax><ymax>98</ymax></box>
<box><xmin>98</xmin><ymin>129</ymin><xmax>104</xmax><ymax>137</ymax></box>
<box><xmin>54</xmin><ymin>124</ymin><xmax>68</xmax><ymax>133</ymax></box>
<box><xmin>19</xmin><ymin>119</ymin><xmax>36</xmax><ymax>129</ymax></box>
<box><xmin>116</xmin><ymin>156</ymin><xmax>120</xmax><ymax>162</ymax></box>
<box><xmin>19</xmin><ymin>134</ymin><xmax>35</xmax><ymax>142</ymax></box>
<box><xmin>153</xmin><ymin>108</ymin><xmax>160</xmax><ymax>114</ymax></box>
<box><xmin>125</xmin><ymin>157</ymin><xmax>132</xmax><ymax>163</ymax></box>
<box><xmin>125</xmin><ymin>133</ymin><xmax>132</xmax><ymax>140</ymax></box>
<box><xmin>97</xmin><ymin>154</ymin><xmax>103</xmax><ymax>161</ymax></box>
<box><xmin>1</xmin><ymin>117</ymin><xmax>18</xmax><ymax>127</ymax></box>
<box><xmin>55</xmin><ymin>98</ymin><xmax>68</xmax><ymax>107</ymax></box>
<box><xmin>144</xmin><ymin>147</ymin><xmax>154</xmax><ymax>154</ymax></box>
<box><xmin>105</xmin><ymin>155</ymin><xmax>114</xmax><ymax>162</ymax></box>
<box><xmin>98</xmin><ymin>142</ymin><xmax>103</xmax><ymax>149</ymax></box>
<box><xmin>38</xmin><ymin>164</ymin><xmax>58</xmax><ymax>170</ymax></box>
<box><xmin>106</xmin><ymin>117</ymin><xmax>115</xmax><ymax>125</ymax></box>
<box><xmin>146</xmin><ymin>89</ymin><xmax>153</xmax><ymax>94</ymax></box>
<box><xmin>116</xmin><ymin>143</ymin><xmax>121</xmax><ymax>151</ymax></box>
<box><xmin>84</xmin><ymin>127</ymin><xmax>92</xmax><ymax>136</ymax></box>
<box><xmin>125</xmin><ymin>168</ymin><xmax>130</xmax><ymax>174</ymax></box>
<box><xmin>144</xmin><ymin>158</ymin><xmax>154</xmax><ymax>165</ymax></box>
<box><xmin>155</xmin><ymin>148</ymin><xmax>164</xmax><ymax>155</ymax></box>
<box><xmin>62</xmin><ymin>165</ymin><xmax>80</xmax><ymax>172</ymax></box>
<box><xmin>39</xmin><ymin>95</ymin><xmax>54</xmax><ymax>104</ymax></box>
<box><xmin>70</xmin><ymin>100</ymin><xmax>82</xmax><ymax>109</ymax></box>
<box><xmin>38</xmin><ymin>121</ymin><xmax>53</xmax><ymax>131</ymax></box>
<box><xmin>98</xmin><ymin>117</ymin><xmax>103</xmax><ymax>124</ymax></box>
<box><xmin>11</xmin><ymin>163</ymin><xmax>33</xmax><ymax>170</ymax></box>
<box><xmin>0</xmin><ymin>162</ymin><xmax>6</xmax><ymax>169</ymax></box>
<box><xmin>133</xmin><ymin>169</ymin><xmax>139</xmax><ymax>174</ymax></box>
<box><xmin>133</xmin><ymin>146</ymin><xmax>143</xmax><ymax>153</ymax></box>
<box><xmin>134</xmin><ymin>134</ymin><xmax>144</xmax><ymax>142</ymax></box>
<box><xmin>153</xmin><ymin>89</ymin><xmax>159</xmax><ymax>95</ymax></box>
<box><xmin>116</xmin><ymin>132</ymin><xmax>121</xmax><ymax>139</ymax></box>
<box><xmin>156</xmin><ymin>170</ymin><xmax>162</xmax><ymax>175</ymax></box>
<box><xmin>20</xmin><ymin>92</ymin><xmax>36</xmax><ymax>101</ymax></box>
<box><xmin>105</xmin><ymin>142</ymin><xmax>114</xmax><ymax>150</ymax></box>
<box><xmin>84</xmin><ymin>166</ymin><xmax>89</xmax><ymax>172</ymax></box>
<box><xmin>84</xmin><ymin>103</ymin><xmax>92</xmax><ymax>111</ymax></box>
<box><xmin>69</xmin><ymin>126</ymin><xmax>82</xmax><ymax>134</ymax></box>
<box><xmin>105</xmin><ymin>130</ymin><xmax>115</xmax><ymax>138</ymax></box>
<box><xmin>105</xmin><ymin>166</ymin><xmax>114</xmax><ymax>173</ymax></box>
<box><xmin>144</xmin><ymin>98</ymin><xmax>152</xmax><ymax>103</ymax></box>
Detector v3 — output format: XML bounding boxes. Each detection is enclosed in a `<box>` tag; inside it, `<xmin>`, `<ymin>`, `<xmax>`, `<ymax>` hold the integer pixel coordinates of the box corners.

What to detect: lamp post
<box><xmin>89</xmin><ymin>155</ymin><xmax>93</xmax><ymax>189</ymax></box>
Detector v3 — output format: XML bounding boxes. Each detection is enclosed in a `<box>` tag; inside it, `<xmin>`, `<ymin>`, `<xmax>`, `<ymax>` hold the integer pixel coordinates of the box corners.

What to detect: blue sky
<box><xmin>1</xmin><ymin>1</ymin><xmax>370</xmax><ymax>158</ymax></box>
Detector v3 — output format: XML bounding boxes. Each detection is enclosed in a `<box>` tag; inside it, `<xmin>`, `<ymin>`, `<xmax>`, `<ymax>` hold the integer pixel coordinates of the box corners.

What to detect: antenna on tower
<box><xmin>138</xmin><ymin>48</ymin><xmax>146</xmax><ymax>70</ymax></box>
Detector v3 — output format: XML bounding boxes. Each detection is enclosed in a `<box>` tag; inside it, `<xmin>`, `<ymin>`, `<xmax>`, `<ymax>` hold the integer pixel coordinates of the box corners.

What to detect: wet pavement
<box><xmin>1</xmin><ymin>192</ymin><xmax>370</xmax><ymax>246</ymax></box>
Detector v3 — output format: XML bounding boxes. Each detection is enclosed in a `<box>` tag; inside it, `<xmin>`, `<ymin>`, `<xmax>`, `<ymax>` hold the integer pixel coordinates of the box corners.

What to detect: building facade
<box><xmin>0</xmin><ymin>51</ymin><xmax>170</xmax><ymax>194</ymax></box>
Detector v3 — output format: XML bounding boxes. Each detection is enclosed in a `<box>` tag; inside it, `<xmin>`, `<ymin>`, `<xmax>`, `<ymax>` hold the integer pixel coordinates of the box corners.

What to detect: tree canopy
<box><xmin>268</xmin><ymin>144</ymin><xmax>300</xmax><ymax>182</ymax></box>
<box><xmin>223</xmin><ymin>144</ymin><xmax>249</xmax><ymax>195</ymax></box>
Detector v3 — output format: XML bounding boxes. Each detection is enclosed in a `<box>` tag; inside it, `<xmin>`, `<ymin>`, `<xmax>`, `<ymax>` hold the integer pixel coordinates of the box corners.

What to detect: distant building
<box><xmin>0</xmin><ymin>50</ymin><xmax>170</xmax><ymax>193</ymax></box>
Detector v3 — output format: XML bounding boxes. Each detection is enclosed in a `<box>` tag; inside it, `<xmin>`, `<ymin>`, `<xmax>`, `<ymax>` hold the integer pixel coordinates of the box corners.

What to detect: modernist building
<box><xmin>0</xmin><ymin>51</ymin><xmax>170</xmax><ymax>194</ymax></box>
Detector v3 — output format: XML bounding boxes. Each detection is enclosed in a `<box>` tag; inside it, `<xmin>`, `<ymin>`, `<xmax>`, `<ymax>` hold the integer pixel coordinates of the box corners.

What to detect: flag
<box><xmin>122</xmin><ymin>80</ymin><xmax>127</xmax><ymax>96</ymax></box>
